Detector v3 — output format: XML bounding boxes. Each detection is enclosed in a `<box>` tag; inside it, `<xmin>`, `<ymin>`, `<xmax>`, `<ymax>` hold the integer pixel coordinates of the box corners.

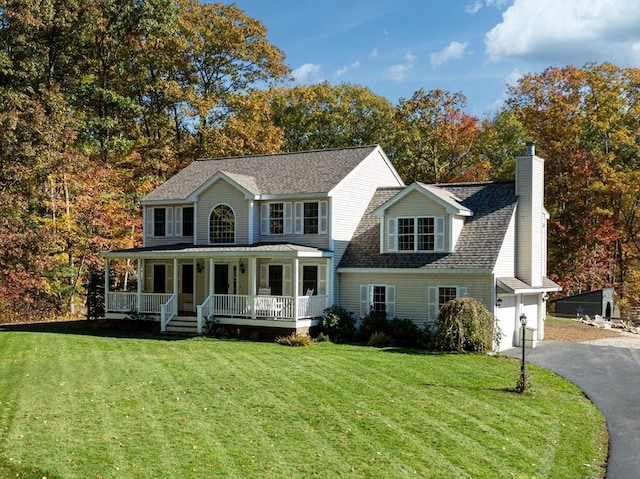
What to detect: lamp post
<box><xmin>518</xmin><ymin>313</ymin><xmax>528</xmax><ymax>392</ymax></box>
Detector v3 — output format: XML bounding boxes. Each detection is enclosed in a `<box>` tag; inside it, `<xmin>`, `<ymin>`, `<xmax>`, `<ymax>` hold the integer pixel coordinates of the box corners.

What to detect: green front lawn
<box><xmin>0</xmin><ymin>326</ymin><xmax>607</xmax><ymax>478</ymax></box>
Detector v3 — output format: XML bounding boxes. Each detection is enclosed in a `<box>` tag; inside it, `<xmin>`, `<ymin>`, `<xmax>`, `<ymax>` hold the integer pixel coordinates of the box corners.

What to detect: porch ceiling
<box><xmin>101</xmin><ymin>242</ymin><xmax>332</xmax><ymax>259</ymax></box>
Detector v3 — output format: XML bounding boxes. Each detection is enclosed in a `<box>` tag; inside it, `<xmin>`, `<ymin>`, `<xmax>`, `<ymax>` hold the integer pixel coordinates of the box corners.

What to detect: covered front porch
<box><xmin>102</xmin><ymin>244</ymin><xmax>332</xmax><ymax>334</ymax></box>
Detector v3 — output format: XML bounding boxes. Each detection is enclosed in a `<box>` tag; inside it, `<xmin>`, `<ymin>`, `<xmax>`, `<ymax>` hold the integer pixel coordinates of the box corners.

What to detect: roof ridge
<box><xmin>195</xmin><ymin>144</ymin><xmax>380</xmax><ymax>162</ymax></box>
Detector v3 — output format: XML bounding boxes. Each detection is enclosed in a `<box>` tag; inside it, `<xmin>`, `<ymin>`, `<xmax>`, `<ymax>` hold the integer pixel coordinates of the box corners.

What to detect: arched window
<box><xmin>209</xmin><ymin>204</ymin><xmax>235</xmax><ymax>244</ymax></box>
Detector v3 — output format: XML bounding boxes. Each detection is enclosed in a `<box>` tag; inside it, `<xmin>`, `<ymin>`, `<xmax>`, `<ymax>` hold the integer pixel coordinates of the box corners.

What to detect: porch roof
<box><xmin>497</xmin><ymin>277</ymin><xmax>562</xmax><ymax>294</ymax></box>
<box><xmin>102</xmin><ymin>242</ymin><xmax>332</xmax><ymax>259</ymax></box>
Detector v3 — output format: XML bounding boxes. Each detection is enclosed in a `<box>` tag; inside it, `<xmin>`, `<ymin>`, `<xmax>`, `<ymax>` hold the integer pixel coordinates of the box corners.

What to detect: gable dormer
<box><xmin>372</xmin><ymin>182</ymin><xmax>473</xmax><ymax>254</ymax></box>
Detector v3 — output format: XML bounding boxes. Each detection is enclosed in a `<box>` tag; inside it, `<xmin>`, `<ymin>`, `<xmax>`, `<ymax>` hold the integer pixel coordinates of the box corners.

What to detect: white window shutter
<box><xmin>146</xmin><ymin>208</ymin><xmax>154</xmax><ymax>237</ymax></box>
<box><xmin>319</xmin><ymin>201</ymin><xmax>328</xmax><ymax>234</ymax></box>
<box><xmin>386</xmin><ymin>285</ymin><xmax>396</xmax><ymax>319</ymax></box>
<box><xmin>145</xmin><ymin>263</ymin><xmax>153</xmax><ymax>292</ymax></box>
<box><xmin>428</xmin><ymin>286</ymin><xmax>438</xmax><ymax>321</ymax></box>
<box><xmin>284</xmin><ymin>202</ymin><xmax>292</xmax><ymax>234</ymax></box>
<box><xmin>166</xmin><ymin>207</ymin><xmax>174</xmax><ymax>237</ymax></box>
<box><xmin>457</xmin><ymin>286</ymin><xmax>467</xmax><ymax>298</ymax></box>
<box><xmin>435</xmin><ymin>216</ymin><xmax>445</xmax><ymax>251</ymax></box>
<box><xmin>388</xmin><ymin>218</ymin><xmax>397</xmax><ymax>252</ymax></box>
<box><xmin>283</xmin><ymin>264</ymin><xmax>292</xmax><ymax>296</ymax></box>
<box><xmin>175</xmin><ymin>207</ymin><xmax>183</xmax><ymax>237</ymax></box>
<box><xmin>318</xmin><ymin>264</ymin><xmax>327</xmax><ymax>295</ymax></box>
<box><xmin>294</xmin><ymin>202</ymin><xmax>303</xmax><ymax>234</ymax></box>
<box><xmin>261</xmin><ymin>203</ymin><xmax>269</xmax><ymax>235</ymax></box>
<box><xmin>360</xmin><ymin>285</ymin><xmax>369</xmax><ymax>318</ymax></box>
<box><xmin>259</xmin><ymin>264</ymin><xmax>269</xmax><ymax>288</ymax></box>
<box><xmin>166</xmin><ymin>263</ymin><xmax>173</xmax><ymax>293</ymax></box>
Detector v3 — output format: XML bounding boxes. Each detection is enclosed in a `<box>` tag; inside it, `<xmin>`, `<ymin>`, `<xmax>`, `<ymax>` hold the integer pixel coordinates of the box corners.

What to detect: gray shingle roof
<box><xmin>142</xmin><ymin>145</ymin><xmax>381</xmax><ymax>202</ymax></box>
<box><xmin>338</xmin><ymin>181</ymin><xmax>517</xmax><ymax>270</ymax></box>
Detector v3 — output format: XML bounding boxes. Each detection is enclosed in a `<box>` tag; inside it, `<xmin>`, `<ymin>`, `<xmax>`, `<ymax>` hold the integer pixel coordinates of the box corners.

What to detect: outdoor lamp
<box><xmin>518</xmin><ymin>313</ymin><xmax>528</xmax><ymax>392</ymax></box>
<box><xmin>520</xmin><ymin>313</ymin><xmax>527</xmax><ymax>327</ymax></box>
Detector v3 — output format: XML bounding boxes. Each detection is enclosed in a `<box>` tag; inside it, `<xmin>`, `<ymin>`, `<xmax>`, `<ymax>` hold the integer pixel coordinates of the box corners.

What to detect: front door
<box><xmin>214</xmin><ymin>264</ymin><xmax>229</xmax><ymax>294</ymax></box>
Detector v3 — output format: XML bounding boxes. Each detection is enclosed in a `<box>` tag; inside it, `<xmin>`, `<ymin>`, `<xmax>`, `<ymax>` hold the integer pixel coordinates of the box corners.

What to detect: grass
<box><xmin>0</xmin><ymin>323</ymin><xmax>607</xmax><ymax>478</ymax></box>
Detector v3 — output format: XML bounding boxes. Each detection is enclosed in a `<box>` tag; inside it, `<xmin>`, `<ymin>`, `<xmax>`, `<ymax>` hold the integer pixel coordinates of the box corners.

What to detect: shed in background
<box><xmin>552</xmin><ymin>288</ymin><xmax>618</xmax><ymax>318</ymax></box>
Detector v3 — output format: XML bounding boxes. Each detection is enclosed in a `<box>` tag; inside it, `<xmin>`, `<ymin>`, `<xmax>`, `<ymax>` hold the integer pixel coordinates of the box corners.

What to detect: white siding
<box><xmin>257</xmin><ymin>198</ymin><xmax>331</xmax><ymax>250</ymax></box>
<box><xmin>516</xmin><ymin>154</ymin><xmax>545</xmax><ymax>287</ymax></box>
<box><xmin>338</xmin><ymin>271</ymin><xmax>493</xmax><ymax>327</ymax></box>
<box><xmin>144</xmin><ymin>206</ymin><xmax>194</xmax><ymax>248</ymax></box>
<box><xmin>196</xmin><ymin>180</ymin><xmax>248</xmax><ymax>245</ymax></box>
<box><xmin>493</xmin><ymin>209</ymin><xmax>516</xmax><ymax>277</ymax></box>
<box><xmin>383</xmin><ymin>191</ymin><xmax>449</xmax><ymax>252</ymax></box>
<box><xmin>450</xmin><ymin>216</ymin><xmax>465</xmax><ymax>251</ymax></box>
<box><xmin>330</xmin><ymin>148</ymin><xmax>404</xmax><ymax>304</ymax></box>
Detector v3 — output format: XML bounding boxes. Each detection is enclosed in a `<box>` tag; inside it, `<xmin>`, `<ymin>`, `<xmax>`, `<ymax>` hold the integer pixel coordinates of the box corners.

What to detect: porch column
<box><xmin>250</xmin><ymin>257</ymin><xmax>257</xmax><ymax>319</ymax></box>
<box><xmin>326</xmin><ymin>257</ymin><xmax>333</xmax><ymax>306</ymax></box>
<box><xmin>249</xmin><ymin>257</ymin><xmax>257</xmax><ymax>296</ymax></box>
<box><xmin>293</xmin><ymin>257</ymin><xmax>299</xmax><ymax>321</ymax></box>
<box><xmin>209</xmin><ymin>258</ymin><xmax>214</xmax><ymax>296</ymax></box>
<box><xmin>137</xmin><ymin>260</ymin><xmax>143</xmax><ymax>313</ymax></box>
<box><xmin>173</xmin><ymin>258</ymin><xmax>179</xmax><ymax>296</ymax></box>
<box><xmin>104</xmin><ymin>259</ymin><xmax>110</xmax><ymax>311</ymax></box>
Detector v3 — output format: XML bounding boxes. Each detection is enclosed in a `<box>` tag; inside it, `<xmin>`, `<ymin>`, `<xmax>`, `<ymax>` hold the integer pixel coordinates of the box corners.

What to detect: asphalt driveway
<box><xmin>504</xmin><ymin>338</ymin><xmax>640</xmax><ymax>479</ymax></box>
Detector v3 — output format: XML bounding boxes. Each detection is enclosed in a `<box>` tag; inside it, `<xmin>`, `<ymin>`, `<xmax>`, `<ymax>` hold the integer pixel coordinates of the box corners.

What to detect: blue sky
<box><xmin>221</xmin><ymin>0</ymin><xmax>640</xmax><ymax>118</ymax></box>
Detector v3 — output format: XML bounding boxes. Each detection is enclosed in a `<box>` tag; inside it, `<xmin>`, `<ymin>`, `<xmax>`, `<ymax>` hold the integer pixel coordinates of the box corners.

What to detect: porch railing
<box><xmin>105</xmin><ymin>292</ymin><xmax>172</xmax><ymax>314</ymax></box>
<box><xmin>106</xmin><ymin>291</ymin><xmax>328</xmax><ymax>322</ymax></box>
<box><xmin>140</xmin><ymin>293</ymin><xmax>173</xmax><ymax>314</ymax></box>
<box><xmin>105</xmin><ymin>292</ymin><xmax>137</xmax><ymax>313</ymax></box>
<box><xmin>160</xmin><ymin>293</ymin><xmax>178</xmax><ymax>332</ymax></box>
<box><xmin>196</xmin><ymin>294</ymin><xmax>214</xmax><ymax>334</ymax></box>
<box><xmin>297</xmin><ymin>295</ymin><xmax>328</xmax><ymax>319</ymax></box>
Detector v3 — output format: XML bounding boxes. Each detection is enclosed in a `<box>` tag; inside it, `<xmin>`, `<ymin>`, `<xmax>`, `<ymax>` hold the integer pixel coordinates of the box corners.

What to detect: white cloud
<box><xmin>292</xmin><ymin>63</ymin><xmax>323</xmax><ymax>83</ymax></box>
<box><xmin>485</xmin><ymin>0</ymin><xmax>640</xmax><ymax>66</ymax></box>
<box><xmin>385</xmin><ymin>52</ymin><xmax>417</xmax><ymax>82</ymax></box>
<box><xmin>430</xmin><ymin>41</ymin><xmax>469</xmax><ymax>67</ymax></box>
<box><xmin>370</xmin><ymin>47</ymin><xmax>379</xmax><ymax>59</ymax></box>
<box><xmin>335</xmin><ymin>61</ymin><xmax>361</xmax><ymax>77</ymax></box>
<box><xmin>465</xmin><ymin>1</ymin><xmax>483</xmax><ymax>14</ymax></box>
<box><xmin>466</xmin><ymin>0</ymin><xmax>510</xmax><ymax>14</ymax></box>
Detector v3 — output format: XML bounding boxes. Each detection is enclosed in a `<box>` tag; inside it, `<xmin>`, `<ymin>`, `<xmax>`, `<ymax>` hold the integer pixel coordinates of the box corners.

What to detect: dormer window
<box><xmin>389</xmin><ymin>216</ymin><xmax>444</xmax><ymax>252</ymax></box>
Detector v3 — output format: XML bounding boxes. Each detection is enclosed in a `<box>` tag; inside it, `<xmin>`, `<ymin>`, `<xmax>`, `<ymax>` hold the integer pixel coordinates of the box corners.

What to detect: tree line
<box><xmin>1</xmin><ymin>1</ymin><xmax>638</xmax><ymax>321</ymax></box>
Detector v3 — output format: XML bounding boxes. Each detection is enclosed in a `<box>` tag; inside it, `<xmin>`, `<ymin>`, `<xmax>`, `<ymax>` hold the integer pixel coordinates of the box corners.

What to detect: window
<box><xmin>182</xmin><ymin>207</ymin><xmax>194</xmax><ymax>237</ymax></box>
<box><xmin>260</xmin><ymin>202</ymin><xmax>293</xmax><ymax>235</ymax></box>
<box><xmin>389</xmin><ymin>216</ymin><xmax>444</xmax><ymax>252</ymax></box>
<box><xmin>438</xmin><ymin>287</ymin><xmax>457</xmax><ymax>306</ymax></box>
<box><xmin>428</xmin><ymin>286</ymin><xmax>467</xmax><ymax>321</ymax></box>
<box><xmin>269</xmin><ymin>203</ymin><xmax>284</xmax><ymax>235</ymax></box>
<box><xmin>154</xmin><ymin>208</ymin><xmax>166</xmax><ymax>237</ymax></box>
<box><xmin>302</xmin><ymin>265</ymin><xmax>318</xmax><ymax>295</ymax></box>
<box><xmin>209</xmin><ymin>204</ymin><xmax>235</xmax><ymax>244</ymax></box>
<box><xmin>360</xmin><ymin>284</ymin><xmax>396</xmax><ymax>318</ymax></box>
<box><xmin>294</xmin><ymin>201</ymin><xmax>328</xmax><ymax>235</ymax></box>
<box><xmin>304</xmin><ymin>203</ymin><xmax>318</xmax><ymax>234</ymax></box>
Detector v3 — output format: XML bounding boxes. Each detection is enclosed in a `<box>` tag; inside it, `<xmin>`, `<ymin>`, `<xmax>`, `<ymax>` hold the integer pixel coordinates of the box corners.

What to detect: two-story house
<box><xmin>102</xmin><ymin>143</ymin><xmax>559</xmax><ymax>350</ymax></box>
<box><xmin>102</xmin><ymin>145</ymin><xmax>404</xmax><ymax>336</ymax></box>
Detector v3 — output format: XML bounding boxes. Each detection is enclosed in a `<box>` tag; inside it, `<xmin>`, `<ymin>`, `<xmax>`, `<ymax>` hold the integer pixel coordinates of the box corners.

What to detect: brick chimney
<box><xmin>515</xmin><ymin>142</ymin><xmax>546</xmax><ymax>287</ymax></box>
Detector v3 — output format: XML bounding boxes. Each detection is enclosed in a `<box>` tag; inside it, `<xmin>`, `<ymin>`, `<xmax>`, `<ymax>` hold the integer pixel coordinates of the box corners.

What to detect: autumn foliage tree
<box><xmin>505</xmin><ymin>63</ymin><xmax>640</xmax><ymax>303</ymax></box>
<box><xmin>390</xmin><ymin>89</ymin><xmax>482</xmax><ymax>183</ymax></box>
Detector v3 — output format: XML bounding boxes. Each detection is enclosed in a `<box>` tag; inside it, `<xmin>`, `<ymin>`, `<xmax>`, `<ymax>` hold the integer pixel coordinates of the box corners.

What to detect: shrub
<box><xmin>367</xmin><ymin>331</ymin><xmax>392</xmax><ymax>347</ymax></box>
<box><xmin>389</xmin><ymin>317</ymin><xmax>421</xmax><ymax>347</ymax></box>
<box><xmin>357</xmin><ymin>310</ymin><xmax>390</xmax><ymax>342</ymax></box>
<box><xmin>320</xmin><ymin>305</ymin><xmax>356</xmax><ymax>343</ymax></box>
<box><xmin>433</xmin><ymin>297</ymin><xmax>497</xmax><ymax>353</ymax></box>
<box><xmin>275</xmin><ymin>332</ymin><xmax>313</xmax><ymax>347</ymax></box>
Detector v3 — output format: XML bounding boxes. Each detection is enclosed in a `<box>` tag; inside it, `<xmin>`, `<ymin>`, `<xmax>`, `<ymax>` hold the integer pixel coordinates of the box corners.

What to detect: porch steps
<box><xmin>165</xmin><ymin>316</ymin><xmax>199</xmax><ymax>335</ymax></box>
